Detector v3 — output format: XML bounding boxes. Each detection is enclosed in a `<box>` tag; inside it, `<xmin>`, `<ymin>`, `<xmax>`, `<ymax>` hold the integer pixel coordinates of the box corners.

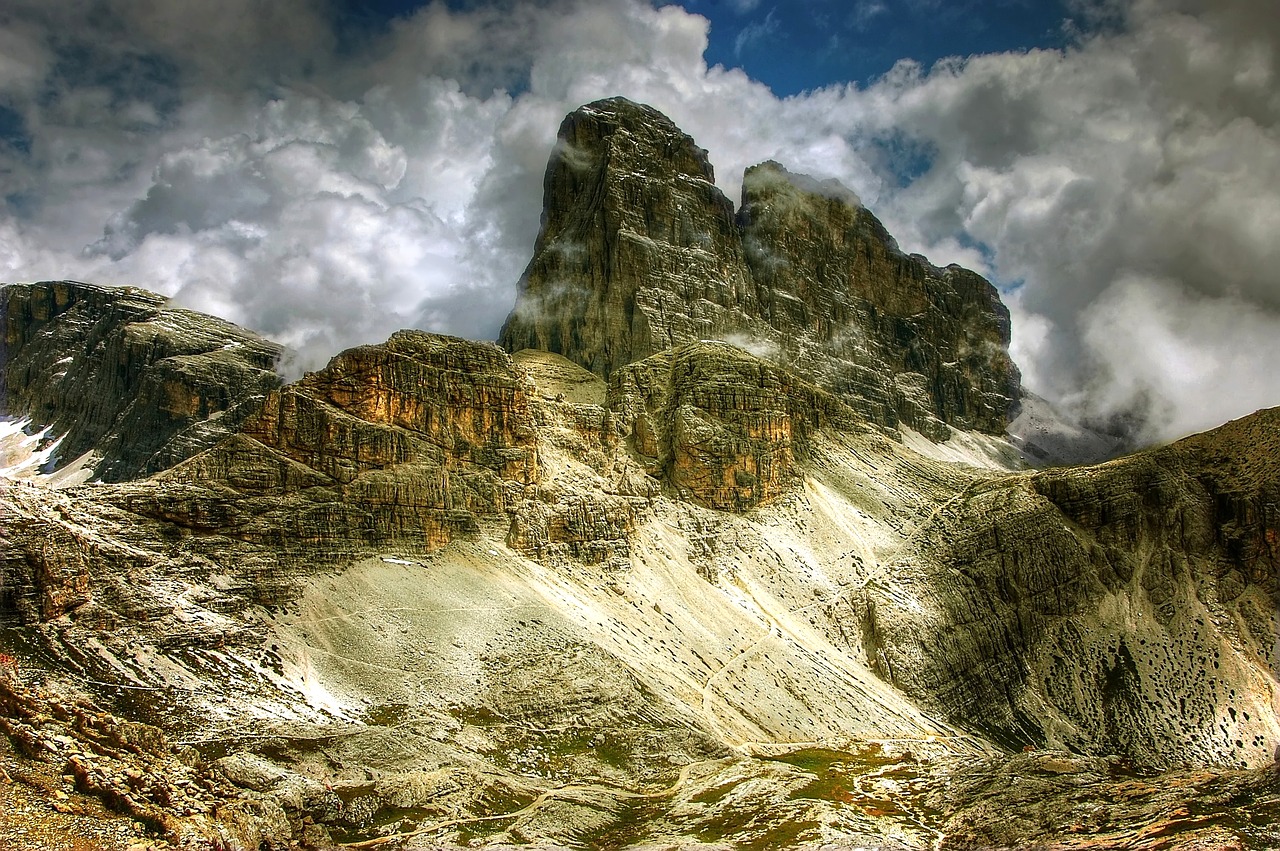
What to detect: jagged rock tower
<box><xmin>500</xmin><ymin>97</ymin><xmax>1021</xmax><ymax>439</ymax></box>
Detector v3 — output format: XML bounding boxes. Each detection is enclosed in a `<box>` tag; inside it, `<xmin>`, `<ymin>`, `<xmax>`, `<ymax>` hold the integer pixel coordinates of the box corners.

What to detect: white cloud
<box><xmin>1079</xmin><ymin>276</ymin><xmax>1280</xmax><ymax>442</ymax></box>
<box><xmin>853</xmin><ymin>0</ymin><xmax>1280</xmax><ymax>439</ymax></box>
<box><xmin>733</xmin><ymin>8</ymin><xmax>780</xmax><ymax>58</ymax></box>
<box><xmin>849</xmin><ymin>0</ymin><xmax>888</xmax><ymax>30</ymax></box>
<box><xmin>1</xmin><ymin>0</ymin><xmax>1278</xmax><ymax>444</ymax></box>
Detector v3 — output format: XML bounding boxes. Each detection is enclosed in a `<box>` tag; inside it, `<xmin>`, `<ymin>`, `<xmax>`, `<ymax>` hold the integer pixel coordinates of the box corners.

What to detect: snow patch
<box><xmin>0</xmin><ymin>417</ymin><xmax>62</xmax><ymax>480</ymax></box>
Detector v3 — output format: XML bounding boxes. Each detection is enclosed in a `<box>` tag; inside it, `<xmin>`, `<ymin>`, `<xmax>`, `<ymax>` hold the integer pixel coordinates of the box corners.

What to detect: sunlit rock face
<box><xmin>501</xmin><ymin>97</ymin><xmax>1020</xmax><ymax>439</ymax></box>
<box><xmin>864</xmin><ymin>415</ymin><xmax>1280</xmax><ymax>769</ymax></box>
<box><xmin>607</xmin><ymin>341</ymin><xmax>863</xmax><ymax>511</ymax></box>
<box><xmin>143</xmin><ymin>330</ymin><xmax>541</xmax><ymax>554</ymax></box>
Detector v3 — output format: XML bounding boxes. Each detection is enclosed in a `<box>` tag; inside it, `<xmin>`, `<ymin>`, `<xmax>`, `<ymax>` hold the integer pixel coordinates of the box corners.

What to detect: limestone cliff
<box><xmin>863</xmin><ymin>409</ymin><xmax>1280</xmax><ymax>768</ymax></box>
<box><xmin>500</xmin><ymin>98</ymin><xmax>1020</xmax><ymax>438</ymax></box>
<box><xmin>1</xmin><ymin>281</ymin><xmax>282</xmax><ymax>482</ymax></box>
<box><xmin>499</xmin><ymin>97</ymin><xmax>757</xmax><ymax>378</ymax></box>
<box><xmin>135</xmin><ymin>330</ymin><xmax>540</xmax><ymax>554</ymax></box>
<box><xmin>738</xmin><ymin>161</ymin><xmax>1019</xmax><ymax>437</ymax></box>
<box><xmin>608</xmin><ymin>341</ymin><xmax>863</xmax><ymax>511</ymax></box>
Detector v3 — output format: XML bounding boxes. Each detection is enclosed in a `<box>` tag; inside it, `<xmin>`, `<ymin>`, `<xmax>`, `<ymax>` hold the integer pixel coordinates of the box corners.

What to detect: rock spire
<box><xmin>500</xmin><ymin>97</ymin><xmax>1021</xmax><ymax>438</ymax></box>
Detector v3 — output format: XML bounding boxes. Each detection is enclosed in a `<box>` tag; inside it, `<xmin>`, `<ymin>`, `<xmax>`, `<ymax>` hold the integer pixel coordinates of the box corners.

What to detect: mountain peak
<box><xmin>744</xmin><ymin>159</ymin><xmax>864</xmax><ymax>208</ymax></box>
<box><xmin>501</xmin><ymin>99</ymin><xmax>1020</xmax><ymax>439</ymax></box>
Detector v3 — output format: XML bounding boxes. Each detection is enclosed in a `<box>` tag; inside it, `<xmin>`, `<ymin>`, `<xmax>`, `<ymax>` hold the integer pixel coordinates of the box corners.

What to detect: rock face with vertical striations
<box><xmin>500</xmin><ymin>98</ymin><xmax>1020</xmax><ymax>439</ymax></box>
<box><xmin>141</xmin><ymin>330</ymin><xmax>540</xmax><ymax>553</ymax></box>
<box><xmin>738</xmin><ymin>161</ymin><xmax>1019</xmax><ymax>438</ymax></box>
<box><xmin>858</xmin><ymin>407</ymin><xmax>1280</xmax><ymax>769</ymax></box>
<box><xmin>499</xmin><ymin>97</ymin><xmax>757</xmax><ymax>378</ymax></box>
<box><xmin>607</xmin><ymin>341</ymin><xmax>863</xmax><ymax>511</ymax></box>
<box><xmin>1</xmin><ymin>281</ymin><xmax>283</xmax><ymax>481</ymax></box>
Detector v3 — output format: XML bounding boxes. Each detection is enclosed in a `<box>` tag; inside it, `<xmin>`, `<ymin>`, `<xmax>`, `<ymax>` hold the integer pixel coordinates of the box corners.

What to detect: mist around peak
<box><xmin>1</xmin><ymin>0</ymin><xmax>1277</xmax><ymax>445</ymax></box>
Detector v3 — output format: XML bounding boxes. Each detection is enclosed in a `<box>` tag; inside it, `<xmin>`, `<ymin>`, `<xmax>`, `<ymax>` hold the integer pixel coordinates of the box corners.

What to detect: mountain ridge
<box><xmin>0</xmin><ymin>97</ymin><xmax>1278</xmax><ymax>850</ymax></box>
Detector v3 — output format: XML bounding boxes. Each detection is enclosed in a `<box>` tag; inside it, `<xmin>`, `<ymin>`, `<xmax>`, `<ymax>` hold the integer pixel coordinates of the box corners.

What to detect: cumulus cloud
<box><xmin>856</xmin><ymin>0</ymin><xmax>1280</xmax><ymax>441</ymax></box>
<box><xmin>1</xmin><ymin>0</ymin><xmax>1277</xmax><ymax>444</ymax></box>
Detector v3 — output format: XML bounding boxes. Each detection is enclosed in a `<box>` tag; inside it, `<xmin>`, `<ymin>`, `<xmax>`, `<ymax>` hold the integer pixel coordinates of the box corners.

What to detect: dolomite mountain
<box><xmin>500</xmin><ymin>98</ymin><xmax>1020</xmax><ymax>440</ymax></box>
<box><xmin>0</xmin><ymin>98</ymin><xmax>1277</xmax><ymax>851</ymax></box>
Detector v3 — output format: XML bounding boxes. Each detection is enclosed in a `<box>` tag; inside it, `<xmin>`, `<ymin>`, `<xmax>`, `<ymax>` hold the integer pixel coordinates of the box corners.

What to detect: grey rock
<box><xmin>1</xmin><ymin>281</ymin><xmax>282</xmax><ymax>482</ymax></box>
<box><xmin>500</xmin><ymin>98</ymin><xmax>1020</xmax><ymax>437</ymax></box>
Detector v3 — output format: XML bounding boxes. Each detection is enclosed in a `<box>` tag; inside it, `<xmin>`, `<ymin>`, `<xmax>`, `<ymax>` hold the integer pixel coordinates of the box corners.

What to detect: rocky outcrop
<box><xmin>500</xmin><ymin>98</ymin><xmax>1020</xmax><ymax>438</ymax></box>
<box><xmin>863</xmin><ymin>407</ymin><xmax>1280</xmax><ymax>768</ymax></box>
<box><xmin>1</xmin><ymin>281</ymin><xmax>283</xmax><ymax>482</ymax></box>
<box><xmin>609</xmin><ymin>341</ymin><xmax>862</xmax><ymax>511</ymax></box>
<box><xmin>0</xmin><ymin>668</ymin><xmax>335</xmax><ymax>849</ymax></box>
<box><xmin>4</xmin><ymin>102</ymin><xmax>1280</xmax><ymax>850</ymax></box>
<box><xmin>143</xmin><ymin>330</ymin><xmax>539</xmax><ymax>553</ymax></box>
<box><xmin>499</xmin><ymin>97</ymin><xmax>757</xmax><ymax>378</ymax></box>
<box><xmin>933</xmin><ymin>750</ymin><xmax>1280</xmax><ymax>850</ymax></box>
<box><xmin>738</xmin><ymin>161</ymin><xmax>1019</xmax><ymax>437</ymax></box>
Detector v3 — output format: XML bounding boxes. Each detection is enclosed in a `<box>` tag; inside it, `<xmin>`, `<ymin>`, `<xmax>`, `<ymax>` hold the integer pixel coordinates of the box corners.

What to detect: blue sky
<box><xmin>687</xmin><ymin>0</ymin><xmax>1075</xmax><ymax>94</ymax></box>
<box><xmin>2</xmin><ymin>0</ymin><xmax>1279</xmax><ymax>443</ymax></box>
<box><xmin>329</xmin><ymin>0</ymin><xmax>1079</xmax><ymax>95</ymax></box>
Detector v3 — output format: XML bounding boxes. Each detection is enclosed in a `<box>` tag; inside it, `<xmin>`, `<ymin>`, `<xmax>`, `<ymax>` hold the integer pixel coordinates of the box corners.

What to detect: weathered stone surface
<box><xmin>0</xmin><ymin>668</ymin><xmax>333</xmax><ymax>849</ymax></box>
<box><xmin>862</xmin><ymin>407</ymin><xmax>1280</xmax><ymax>768</ymax></box>
<box><xmin>934</xmin><ymin>750</ymin><xmax>1280</xmax><ymax>850</ymax></box>
<box><xmin>738</xmin><ymin>161</ymin><xmax>1020</xmax><ymax>437</ymax></box>
<box><xmin>1</xmin><ymin>281</ymin><xmax>282</xmax><ymax>482</ymax></box>
<box><xmin>149</xmin><ymin>330</ymin><xmax>539</xmax><ymax>553</ymax></box>
<box><xmin>3</xmin><ymin>103</ymin><xmax>1280</xmax><ymax>850</ymax></box>
<box><xmin>500</xmin><ymin>99</ymin><xmax>1020</xmax><ymax>437</ymax></box>
<box><xmin>608</xmin><ymin>341</ymin><xmax>862</xmax><ymax>510</ymax></box>
<box><xmin>499</xmin><ymin>97</ymin><xmax>757</xmax><ymax>379</ymax></box>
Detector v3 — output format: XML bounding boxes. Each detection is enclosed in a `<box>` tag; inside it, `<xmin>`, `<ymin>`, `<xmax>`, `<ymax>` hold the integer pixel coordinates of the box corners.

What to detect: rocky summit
<box><xmin>1</xmin><ymin>99</ymin><xmax>1279</xmax><ymax>851</ymax></box>
<box><xmin>500</xmin><ymin>97</ymin><xmax>1020</xmax><ymax>441</ymax></box>
<box><xmin>2</xmin><ymin>281</ymin><xmax>283</xmax><ymax>483</ymax></box>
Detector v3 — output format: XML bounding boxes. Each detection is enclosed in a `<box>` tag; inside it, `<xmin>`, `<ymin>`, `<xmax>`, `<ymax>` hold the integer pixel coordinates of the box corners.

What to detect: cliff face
<box><xmin>1</xmin><ymin>102</ymin><xmax>1279</xmax><ymax>851</ymax></box>
<box><xmin>500</xmin><ymin>98</ymin><xmax>1020</xmax><ymax>439</ymax></box>
<box><xmin>499</xmin><ymin>98</ymin><xmax>756</xmax><ymax>378</ymax></box>
<box><xmin>138</xmin><ymin>330</ymin><xmax>540</xmax><ymax>554</ymax></box>
<box><xmin>5</xmin><ymin>280</ymin><xmax>1276</xmax><ymax>776</ymax></box>
<box><xmin>863</xmin><ymin>422</ymin><xmax>1280</xmax><ymax>768</ymax></box>
<box><xmin>739</xmin><ymin>161</ymin><xmax>1019</xmax><ymax>437</ymax></box>
<box><xmin>608</xmin><ymin>341</ymin><xmax>862</xmax><ymax>511</ymax></box>
<box><xmin>1</xmin><ymin>281</ymin><xmax>282</xmax><ymax>482</ymax></box>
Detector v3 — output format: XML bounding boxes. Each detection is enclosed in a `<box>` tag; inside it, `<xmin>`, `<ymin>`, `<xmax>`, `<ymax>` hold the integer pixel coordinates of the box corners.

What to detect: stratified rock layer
<box><xmin>500</xmin><ymin>98</ymin><xmax>1020</xmax><ymax>438</ymax></box>
<box><xmin>1</xmin><ymin>281</ymin><xmax>282</xmax><ymax>481</ymax></box>
<box><xmin>499</xmin><ymin>98</ymin><xmax>757</xmax><ymax>378</ymax></box>
<box><xmin>1</xmin><ymin>88</ymin><xmax>1278</xmax><ymax>846</ymax></box>
<box><xmin>608</xmin><ymin>341</ymin><xmax>862</xmax><ymax>511</ymax></box>
<box><xmin>863</xmin><ymin>409</ymin><xmax>1280</xmax><ymax>769</ymax></box>
<box><xmin>145</xmin><ymin>330</ymin><xmax>540</xmax><ymax>553</ymax></box>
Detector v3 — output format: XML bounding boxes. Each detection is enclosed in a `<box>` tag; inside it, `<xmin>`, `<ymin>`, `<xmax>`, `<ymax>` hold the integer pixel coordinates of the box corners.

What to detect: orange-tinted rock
<box><xmin>609</xmin><ymin>341</ymin><xmax>860</xmax><ymax>511</ymax></box>
<box><xmin>152</xmin><ymin>331</ymin><xmax>537</xmax><ymax>552</ymax></box>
